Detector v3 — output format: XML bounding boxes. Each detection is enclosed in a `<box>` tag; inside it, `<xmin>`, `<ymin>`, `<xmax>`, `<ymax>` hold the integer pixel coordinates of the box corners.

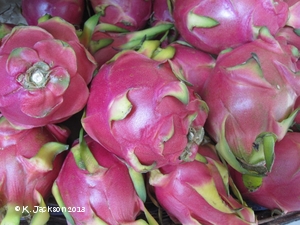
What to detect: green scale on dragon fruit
<box><xmin>230</xmin><ymin>131</ymin><xmax>300</xmax><ymax>214</ymax></box>
<box><xmin>89</xmin><ymin>22</ymin><xmax>174</xmax><ymax>68</ymax></box>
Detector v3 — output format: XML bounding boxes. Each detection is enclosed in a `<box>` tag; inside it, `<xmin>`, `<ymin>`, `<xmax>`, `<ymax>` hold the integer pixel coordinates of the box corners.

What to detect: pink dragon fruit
<box><xmin>275</xmin><ymin>0</ymin><xmax>300</xmax><ymax>54</ymax></box>
<box><xmin>82</xmin><ymin>40</ymin><xmax>209</xmax><ymax>172</ymax></box>
<box><xmin>276</xmin><ymin>26</ymin><xmax>300</xmax><ymax>69</ymax></box>
<box><xmin>200</xmin><ymin>27</ymin><xmax>300</xmax><ymax>175</ymax></box>
<box><xmin>149</xmin><ymin>0</ymin><xmax>180</xmax><ymax>47</ymax></box>
<box><xmin>90</xmin><ymin>0</ymin><xmax>152</xmax><ymax>32</ymax></box>
<box><xmin>0</xmin><ymin>114</ymin><xmax>69</xmax><ymax>224</ymax></box>
<box><xmin>172</xmin><ymin>0</ymin><xmax>289</xmax><ymax>55</ymax></box>
<box><xmin>168</xmin><ymin>41</ymin><xmax>216</xmax><ymax>95</ymax></box>
<box><xmin>292</xmin><ymin>97</ymin><xmax>300</xmax><ymax>131</ymax></box>
<box><xmin>284</xmin><ymin>0</ymin><xmax>300</xmax><ymax>29</ymax></box>
<box><xmin>148</xmin><ymin>142</ymin><xmax>257</xmax><ymax>225</ymax></box>
<box><xmin>150</xmin><ymin>0</ymin><xmax>174</xmax><ymax>26</ymax></box>
<box><xmin>89</xmin><ymin>22</ymin><xmax>174</xmax><ymax>67</ymax></box>
<box><xmin>52</xmin><ymin>131</ymin><xmax>158</xmax><ymax>225</ymax></box>
<box><xmin>21</xmin><ymin>0</ymin><xmax>85</xmax><ymax>28</ymax></box>
<box><xmin>276</xmin><ymin>27</ymin><xmax>300</xmax><ymax>50</ymax></box>
<box><xmin>0</xmin><ymin>17</ymin><xmax>97</xmax><ymax>129</ymax></box>
<box><xmin>230</xmin><ymin>131</ymin><xmax>300</xmax><ymax>214</ymax></box>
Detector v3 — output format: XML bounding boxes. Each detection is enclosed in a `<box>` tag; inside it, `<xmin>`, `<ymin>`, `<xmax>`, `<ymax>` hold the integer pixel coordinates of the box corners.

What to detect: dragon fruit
<box><xmin>0</xmin><ymin>114</ymin><xmax>69</xmax><ymax>225</ymax></box>
<box><xmin>150</xmin><ymin>0</ymin><xmax>174</xmax><ymax>26</ymax></box>
<box><xmin>168</xmin><ymin>41</ymin><xmax>216</xmax><ymax>95</ymax></box>
<box><xmin>82</xmin><ymin>40</ymin><xmax>209</xmax><ymax>172</ymax></box>
<box><xmin>172</xmin><ymin>0</ymin><xmax>289</xmax><ymax>55</ymax></box>
<box><xmin>0</xmin><ymin>17</ymin><xmax>97</xmax><ymax>129</ymax></box>
<box><xmin>89</xmin><ymin>22</ymin><xmax>174</xmax><ymax>67</ymax></box>
<box><xmin>52</xmin><ymin>130</ymin><xmax>158</xmax><ymax>225</ymax></box>
<box><xmin>148</xmin><ymin>142</ymin><xmax>257</xmax><ymax>225</ymax></box>
<box><xmin>149</xmin><ymin>0</ymin><xmax>180</xmax><ymax>47</ymax></box>
<box><xmin>276</xmin><ymin>27</ymin><xmax>300</xmax><ymax>50</ymax></box>
<box><xmin>292</xmin><ymin>97</ymin><xmax>300</xmax><ymax>131</ymax></box>
<box><xmin>276</xmin><ymin>26</ymin><xmax>300</xmax><ymax>69</ymax></box>
<box><xmin>284</xmin><ymin>0</ymin><xmax>300</xmax><ymax>29</ymax></box>
<box><xmin>90</xmin><ymin>0</ymin><xmax>152</xmax><ymax>32</ymax></box>
<box><xmin>272</xmin><ymin>0</ymin><xmax>300</xmax><ymax>44</ymax></box>
<box><xmin>200</xmin><ymin>27</ymin><xmax>300</xmax><ymax>175</ymax></box>
<box><xmin>21</xmin><ymin>0</ymin><xmax>85</xmax><ymax>28</ymax></box>
<box><xmin>230</xmin><ymin>131</ymin><xmax>300</xmax><ymax>214</ymax></box>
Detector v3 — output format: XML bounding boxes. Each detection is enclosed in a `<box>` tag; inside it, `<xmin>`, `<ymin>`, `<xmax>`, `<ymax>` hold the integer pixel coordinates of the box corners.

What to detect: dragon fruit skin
<box><xmin>292</xmin><ymin>97</ymin><xmax>300</xmax><ymax>131</ymax></box>
<box><xmin>149</xmin><ymin>143</ymin><xmax>257</xmax><ymax>225</ymax></box>
<box><xmin>172</xmin><ymin>0</ymin><xmax>289</xmax><ymax>55</ymax></box>
<box><xmin>284</xmin><ymin>0</ymin><xmax>300</xmax><ymax>29</ymax></box>
<box><xmin>82</xmin><ymin>47</ymin><xmax>209</xmax><ymax>172</ymax></box>
<box><xmin>168</xmin><ymin>41</ymin><xmax>216</xmax><ymax>95</ymax></box>
<box><xmin>150</xmin><ymin>0</ymin><xmax>174</xmax><ymax>26</ymax></box>
<box><xmin>200</xmin><ymin>27</ymin><xmax>300</xmax><ymax>175</ymax></box>
<box><xmin>90</xmin><ymin>0</ymin><xmax>152</xmax><ymax>32</ymax></box>
<box><xmin>0</xmin><ymin>17</ymin><xmax>97</xmax><ymax>129</ymax></box>
<box><xmin>276</xmin><ymin>27</ymin><xmax>300</xmax><ymax>50</ymax></box>
<box><xmin>21</xmin><ymin>0</ymin><xmax>85</xmax><ymax>27</ymax></box>
<box><xmin>52</xmin><ymin>133</ymin><xmax>156</xmax><ymax>225</ymax></box>
<box><xmin>149</xmin><ymin>0</ymin><xmax>181</xmax><ymax>47</ymax></box>
<box><xmin>276</xmin><ymin>26</ymin><xmax>300</xmax><ymax>69</ymax></box>
<box><xmin>0</xmin><ymin>115</ymin><xmax>69</xmax><ymax>224</ymax></box>
<box><xmin>230</xmin><ymin>132</ymin><xmax>300</xmax><ymax>214</ymax></box>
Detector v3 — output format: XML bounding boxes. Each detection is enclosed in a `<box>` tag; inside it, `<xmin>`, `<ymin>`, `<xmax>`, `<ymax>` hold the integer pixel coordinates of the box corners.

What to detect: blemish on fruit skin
<box><xmin>252</xmin><ymin>143</ymin><xmax>259</xmax><ymax>151</ymax></box>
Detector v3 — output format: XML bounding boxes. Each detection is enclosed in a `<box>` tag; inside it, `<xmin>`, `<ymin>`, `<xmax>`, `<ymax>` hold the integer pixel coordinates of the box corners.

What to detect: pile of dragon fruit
<box><xmin>0</xmin><ymin>0</ymin><xmax>300</xmax><ymax>224</ymax></box>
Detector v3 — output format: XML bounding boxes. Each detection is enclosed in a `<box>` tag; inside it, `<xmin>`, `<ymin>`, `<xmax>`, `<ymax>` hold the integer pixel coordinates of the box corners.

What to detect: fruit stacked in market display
<box><xmin>0</xmin><ymin>0</ymin><xmax>299</xmax><ymax>224</ymax></box>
